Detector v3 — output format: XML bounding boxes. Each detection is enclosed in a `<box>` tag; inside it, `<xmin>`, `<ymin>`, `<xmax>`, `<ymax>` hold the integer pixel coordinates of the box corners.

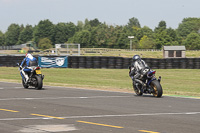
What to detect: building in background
<box><xmin>163</xmin><ymin>46</ymin><xmax>186</xmax><ymax>58</ymax></box>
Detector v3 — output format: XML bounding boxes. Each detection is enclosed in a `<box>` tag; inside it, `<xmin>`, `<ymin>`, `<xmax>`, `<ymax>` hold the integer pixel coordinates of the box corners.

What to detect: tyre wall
<box><xmin>0</xmin><ymin>55</ymin><xmax>200</xmax><ymax>69</ymax></box>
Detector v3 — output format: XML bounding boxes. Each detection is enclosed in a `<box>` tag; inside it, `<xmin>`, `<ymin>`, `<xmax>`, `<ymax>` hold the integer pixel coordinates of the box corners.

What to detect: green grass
<box><xmin>0</xmin><ymin>67</ymin><xmax>200</xmax><ymax>96</ymax></box>
<box><xmin>81</xmin><ymin>49</ymin><xmax>200</xmax><ymax>58</ymax></box>
<box><xmin>1</xmin><ymin>49</ymin><xmax>200</xmax><ymax>58</ymax></box>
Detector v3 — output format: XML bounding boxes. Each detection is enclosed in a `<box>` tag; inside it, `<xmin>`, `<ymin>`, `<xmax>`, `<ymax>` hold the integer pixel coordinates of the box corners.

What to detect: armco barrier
<box><xmin>0</xmin><ymin>55</ymin><xmax>199</xmax><ymax>69</ymax></box>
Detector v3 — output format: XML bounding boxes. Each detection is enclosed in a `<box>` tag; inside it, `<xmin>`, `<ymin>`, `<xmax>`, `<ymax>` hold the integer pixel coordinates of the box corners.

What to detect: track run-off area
<box><xmin>0</xmin><ymin>81</ymin><xmax>200</xmax><ymax>133</ymax></box>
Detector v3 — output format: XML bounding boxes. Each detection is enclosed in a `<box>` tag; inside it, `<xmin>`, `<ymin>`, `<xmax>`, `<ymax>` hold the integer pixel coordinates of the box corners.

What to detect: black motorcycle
<box><xmin>19</xmin><ymin>65</ymin><xmax>44</xmax><ymax>90</ymax></box>
<box><xmin>133</xmin><ymin>67</ymin><xmax>163</xmax><ymax>97</ymax></box>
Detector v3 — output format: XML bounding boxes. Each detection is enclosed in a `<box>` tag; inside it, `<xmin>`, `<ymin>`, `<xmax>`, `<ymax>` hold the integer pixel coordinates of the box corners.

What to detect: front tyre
<box><xmin>22</xmin><ymin>79</ymin><xmax>29</xmax><ymax>89</ymax></box>
<box><xmin>150</xmin><ymin>80</ymin><xmax>163</xmax><ymax>98</ymax></box>
<box><xmin>35</xmin><ymin>75</ymin><xmax>43</xmax><ymax>90</ymax></box>
<box><xmin>133</xmin><ymin>83</ymin><xmax>143</xmax><ymax>96</ymax></box>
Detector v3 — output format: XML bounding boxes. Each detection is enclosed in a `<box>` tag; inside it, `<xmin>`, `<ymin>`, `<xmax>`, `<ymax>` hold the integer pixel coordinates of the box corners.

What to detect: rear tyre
<box><xmin>150</xmin><ymin>80</ymin><xmax>163</xmax><ymax>97</ymax></box>
<box><xmin>35</xmin><ymin>75</ymin><xmax>43</xmax><ymax>90</ymax></box>
<box><xmin>22</xmin><ymin>79</ymin><xmax>29</xmax><ymax>89</ymax></box>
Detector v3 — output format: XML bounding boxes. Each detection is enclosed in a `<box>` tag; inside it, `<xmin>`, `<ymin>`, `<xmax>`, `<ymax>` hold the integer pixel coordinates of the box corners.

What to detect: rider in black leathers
<box><xmin>129</xmin><ymin>55</ymin><xmax>149</xmax><ymax>89</ymax></box>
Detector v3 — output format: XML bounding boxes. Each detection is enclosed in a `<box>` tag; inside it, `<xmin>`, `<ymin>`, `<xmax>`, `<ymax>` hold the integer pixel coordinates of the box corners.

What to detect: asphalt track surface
<box><xmin>0</xmin><ymin>82</ymin><xmax>200</xmax><ymax>133</ymax></box>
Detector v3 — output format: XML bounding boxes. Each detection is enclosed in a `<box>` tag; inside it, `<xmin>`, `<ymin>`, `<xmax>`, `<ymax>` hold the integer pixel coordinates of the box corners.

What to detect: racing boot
<box><xmin>24</xmin><ymin>74</ymin><xmax>29</xmax><ymax>84</ymax></box>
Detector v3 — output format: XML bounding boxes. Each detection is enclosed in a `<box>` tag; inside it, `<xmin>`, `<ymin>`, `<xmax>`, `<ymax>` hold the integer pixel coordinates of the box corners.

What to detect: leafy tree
<box><xmin>154</xmin><ymin>20</ymin><xmax>167</xmax><ymax>33</ymax></box>
<box><xmin>183</xmin><ymin>32</ymin><xmax>200</xmax><ymax>49</ymax></box>
<box><xmin>54</xmin><ymin>23</ymin><xmax>67</xmax><ymax>44</ymax></box>
<box><xmin>142</xmin><ymin>26</ymin><xmax>154</xmax><ymax>38</ymax></box>
<box><xmin>112</xmin><ymin>26</ymin><xmax>125</xmax><ymax>48</ymax></box>
<box><xmin>136</xmin><ymin>26</ymin><xmax>153</xmax><ymax>41</ymax></box>
<box><xmin>5</xmin><ymin>24</ymin><xmax>20</xmax><ymax>46</ymax></box>
<box><xmin>4</xmin><ymin>17</ymin><xmax>200</xmax><ymax>49</ymax></box>
<box><xmin>68</xmin><ymin>22</ymin><xmax>77</xmax><ymax>35</ymax></box>
<box><xmin>104</xmin><ymin>25</ymin><xmax>116</xmax><ymax>48</ymax></box>
<box><xmin>69</xmin><ymin>30</ymin><xmax>91</xmax><ymax>48</ymax></box>
<box><xmin>83</xmin><ymin>18</ymin><xmax>92</xmax><ymax>31</ymax></box>
<box><xmin>54</xmin><ymin>22</ymin><xmax>77</xmax><ymax>44</ymax></box>
<box><xmin>126</xmin><ymin>17</ymin><xmax>141</xmax><ymax>39</ymax></box>
<box><xmin>139</xmin><ymin>35</ymin><xmax>155</xmax><ymax>49</ymax></box>
<box><xmin>90</xmin><ymin>23</ymin><xmax>108</xmax><ymax>48</ymax></box>
<box><xmin>154</xmin><ymin>29</ymin><xmax>171</xmax><ymax>49</ymax></box>
<box><xmin>127</xmin><ymin>17</ymin><xmax>141</xmax><ymax>29</ymax></box>
<box><xmin>33</xmin><ymin>19</ymin><xmax>55</xmax><ymax>45</ymax></box>
<box><xmin>135</xmin><ymin>28</ymin><xmax>143</xmax><ymax>41</ymax></box>
<box><xmin>89</xmin><ymin>18</ymin><xmax>101</xmax><ymax>27</ymax></box>
<box><xmin>154</xmin><ymin>21</ymin><xmax>177</xmax><ymax>49</ymax></box>
<box><xmin>158</xmin><ymin>21</ymin><xmax>166</xmax><ymax>29</ymax></box>
<box><xmin>0</xmin><ymin>31</ymin><xmax>5</xmax><ymax>46</ymax></box>
<box><xmin>117</xmin><ymin>32</ymin><xmax>129</xmax><ymax>49</ymax></box>
<box><xmin>167</xmin><ymin>28</ymin><xmax>177</xmax><ymax>41</ymax></box>
<box><xmin>90</xmin><ymin>26</ymin><xmax>104</xmax><ymax>48</ymax></box>
<box><xmin>177</xmin><ymin>17</ymin><xmax>200</xmax><ymax>38</ymax></box>
<box><xmin>38</xmin><ymin>38</ymin><xmax>53</xmax><ymax>50</ymax></box>
<box><xmin>18</xmin><ymin>25</ymin><xmax>33</xmax><ymax>44</ymax></box>
<box><xmin>77</xmin><ymin>21</ymin><xmax>84</xmax><ymax>31</ymax></box>
<box><xmin>19</xmin><ymin>24</ymin><xmax>24</xmax><ymax>32</ymax></box>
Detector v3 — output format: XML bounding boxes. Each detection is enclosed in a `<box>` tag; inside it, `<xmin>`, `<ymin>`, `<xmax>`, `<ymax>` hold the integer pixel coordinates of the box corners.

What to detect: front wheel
<box><xmin>133</xmin><ymin>83</ymin><xmax>143</xmax><ymax>96</ymax></box>
<box><xmin>150</xmin><ymin>80</ymin><xmax>163</xmax><ymax>97</ymax></box>
<box><xmin>35</xmin><ymin>75</ymin><xmax>43</xmax><ymax>90</ymax></box>
<box><xmin>22</xmin><ymin>79</ymin><xmax>29</xmax><ymax>89</ymax></box>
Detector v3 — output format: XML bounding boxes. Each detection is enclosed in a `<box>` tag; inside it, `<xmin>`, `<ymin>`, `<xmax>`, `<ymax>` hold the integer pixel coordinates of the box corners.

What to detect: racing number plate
<box><xmin>36</xmin><ymin>70</ymin><xmax>41</xmax><ymax>74</ymax></box>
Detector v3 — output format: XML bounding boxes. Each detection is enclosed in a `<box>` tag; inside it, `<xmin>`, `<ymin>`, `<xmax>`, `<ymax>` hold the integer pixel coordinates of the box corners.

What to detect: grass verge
<box><xmin>0</xmin><ymin>67</ymin><xmax>200</xmax><ymax>96</ymax></box>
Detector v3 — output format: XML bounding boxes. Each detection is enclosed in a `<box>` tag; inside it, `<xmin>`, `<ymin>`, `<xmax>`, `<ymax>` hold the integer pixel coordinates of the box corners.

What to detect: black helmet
<box><xmin>132</xmin><ymin>55</ymin><xmax>141</xmax><ymax>62</ymax></box>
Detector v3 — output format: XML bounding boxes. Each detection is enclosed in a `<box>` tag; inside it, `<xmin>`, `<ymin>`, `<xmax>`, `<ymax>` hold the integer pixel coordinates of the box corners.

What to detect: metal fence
<box><xmin>0</xmin><ymin>44</ymin><xmax>27</xmax><ymax>50</ymax></box>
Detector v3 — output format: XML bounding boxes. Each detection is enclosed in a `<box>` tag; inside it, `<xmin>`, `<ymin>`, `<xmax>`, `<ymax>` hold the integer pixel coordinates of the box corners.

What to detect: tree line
<box><xmin>0</xmin><ymin>17</ymin><xmax>200</xmax><ymax>50</ymax></box>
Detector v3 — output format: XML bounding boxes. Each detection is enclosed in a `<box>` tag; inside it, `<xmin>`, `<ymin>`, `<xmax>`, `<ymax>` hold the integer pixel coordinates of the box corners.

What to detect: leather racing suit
<box><xmin>20</xmin><ymin>54</ymin><xmax>38</xmax><ymax>83</ymax></box>
<box><xmin>129</xmin><ymin>59</ymin><xmax>149</xmax><ymax>86</ymax></box>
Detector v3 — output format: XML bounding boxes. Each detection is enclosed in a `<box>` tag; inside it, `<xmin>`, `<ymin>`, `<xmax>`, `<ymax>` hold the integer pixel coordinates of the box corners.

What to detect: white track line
<box><xmin>0</xmin><ymin>117</ymin><xmax>52</xmax><ymax>121</ymax></box>
<box><xmin>0</xmin><ymin>96</ymin><xmax>131</xmax><ymax>101</ymax></box>
<box><xmin>1</xmin><ymin>81</ymin><xmax>200</xmax><ymax>100</ymax></box>
<box><xmin>0</xmin><ymin>112</ymin><xmax>200</xmax><ymax>121</ymax></box>
<box><xmin>62</xmin><ymin>112</ymin><xmax>200</xmax><ymax>119</ymax></box>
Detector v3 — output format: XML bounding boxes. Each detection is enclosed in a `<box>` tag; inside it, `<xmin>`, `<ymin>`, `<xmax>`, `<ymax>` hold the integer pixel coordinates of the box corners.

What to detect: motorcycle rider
<box><xmin>129</xmin><ymin>55</ymin><xmax>149</xmax><ymax>91</ymax></box>
<box><xmin>20</xmin><ymin>53</ymin><xmax>38</xmax><ymax>84</ymax></box>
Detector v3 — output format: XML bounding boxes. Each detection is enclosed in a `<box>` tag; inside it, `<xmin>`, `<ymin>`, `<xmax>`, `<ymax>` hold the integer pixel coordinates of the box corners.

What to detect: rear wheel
<box><xmin>150</xmin><ymin>80</ymin><xmax>163</xmax><ymax>97</ymax></box>
<box><xmin>35</xmin><ymin>75</ymin><xmax>43</xmax><ymax>90</ymax></box>
<box><xmin>22</xmin><ymin>79</ymin><xmax>29</xmax><ymax>89</ymax></box>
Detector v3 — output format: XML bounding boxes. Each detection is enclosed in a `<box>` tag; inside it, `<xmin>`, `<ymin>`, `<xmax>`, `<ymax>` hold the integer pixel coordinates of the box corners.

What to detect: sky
<box><xmin>0</xmin><ymin>0</ymin><xmax>199</xmax><ymax>32</ymax></box>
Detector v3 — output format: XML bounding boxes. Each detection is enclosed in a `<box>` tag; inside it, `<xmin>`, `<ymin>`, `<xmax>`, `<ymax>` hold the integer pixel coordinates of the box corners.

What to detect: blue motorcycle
<box><xmin>133</xmin><ymin>67</ymin><xmax>163</xmax><ymax>97</ymax></box>
<box><xmin>17</xmin><ymin>63</ymin><xmax>44</xmax><ymax>90</ymax></box>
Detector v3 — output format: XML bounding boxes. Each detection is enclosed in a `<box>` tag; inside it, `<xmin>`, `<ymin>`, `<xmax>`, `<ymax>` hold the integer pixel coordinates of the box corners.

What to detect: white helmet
<box><xmin>25</xmin><ymin>53</ymin><xmax>33</xmax><ymax>59</ymax></box>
